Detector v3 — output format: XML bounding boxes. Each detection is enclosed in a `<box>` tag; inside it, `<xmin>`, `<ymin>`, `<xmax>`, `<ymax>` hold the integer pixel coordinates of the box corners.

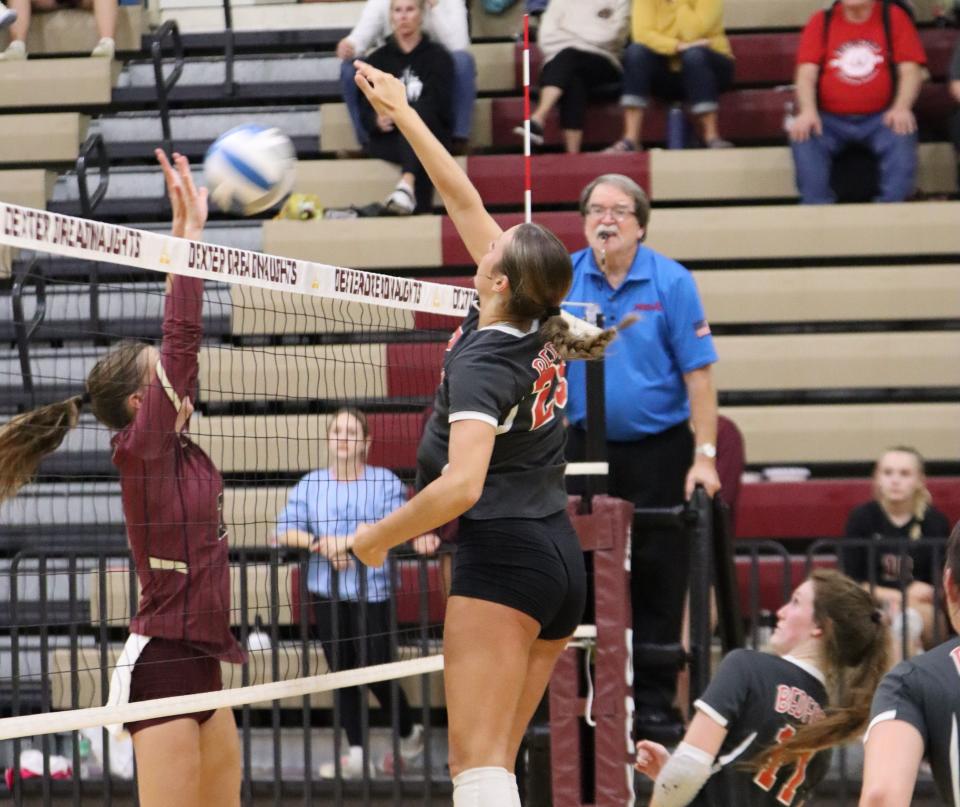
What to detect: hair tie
<box><xmin>544</xmin><ymin>306</ymin><xmax>562</xmax><ymax>319</ymax></box>
<box><xmin>79</xmin><ymin>391</ymin><xmax>91</xmax><ymax>406</ymax></box>
<box><xmin>870</xmin><ymin>609</ymin><xmax>883</xmax><ymax>625</ymax></box>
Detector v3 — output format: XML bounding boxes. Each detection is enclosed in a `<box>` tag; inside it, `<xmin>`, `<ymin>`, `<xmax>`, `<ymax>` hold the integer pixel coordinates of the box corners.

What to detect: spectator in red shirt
<box><xmin>789</xmin><ymin>0</ymin><xmax>926</xmax><ymax>204</ymax></box>
<box><xmin>0</xmin><ymin>152</ymin><xmax>244</xmax><ymax>807</ymax></box>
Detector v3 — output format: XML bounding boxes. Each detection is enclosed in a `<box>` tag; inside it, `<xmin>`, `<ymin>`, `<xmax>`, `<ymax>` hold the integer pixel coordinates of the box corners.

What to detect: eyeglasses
<box><xmin>584</xmin><ymin>205</ymin><xmax>636</xmax><ymax>221</ymax></box>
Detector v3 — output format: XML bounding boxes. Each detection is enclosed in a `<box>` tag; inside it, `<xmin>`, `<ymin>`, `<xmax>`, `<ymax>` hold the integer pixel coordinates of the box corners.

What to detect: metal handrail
<box><xmin>11</xmin><ymin>257</ymin><xmax>46</xmax><ymax>409</ymax></box>
<box><xmin>223</xmin><ymin>0</ymin><xmax>236</xmax><ymax>97</ymax></box>
<box><xmin>151</xmin><ymin>19</ymin><xmax>185</xmax><ymax>156</ymax></box>
<box><xmin>75</xmin><ymin>133</ymin><xmax>110</xmax><ymax>219</ymax></box>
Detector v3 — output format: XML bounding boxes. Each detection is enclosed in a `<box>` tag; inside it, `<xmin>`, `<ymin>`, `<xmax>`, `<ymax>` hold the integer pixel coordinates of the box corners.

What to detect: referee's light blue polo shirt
<box><xmin>563</xmin><ymin>245</ymin><xmax>718</xmax><ymax>442</ymax></box>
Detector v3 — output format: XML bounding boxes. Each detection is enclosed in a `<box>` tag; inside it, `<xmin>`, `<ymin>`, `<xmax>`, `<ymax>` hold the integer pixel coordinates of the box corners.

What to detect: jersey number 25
<box><xmin>530</xmin><ymin>363</ymin><xmax>568</xmax><ymax>430</ymax></box>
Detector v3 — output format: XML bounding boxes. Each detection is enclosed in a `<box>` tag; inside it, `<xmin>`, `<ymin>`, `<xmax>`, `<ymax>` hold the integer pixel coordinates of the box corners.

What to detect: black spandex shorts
<box><xmin>450</xmin><ymin>510</ymin><xmax>586</xmax><ymax>640</ymax></box>
<box><xmin>125</xmin><ymin>638</ymin><xmax>221</xmax><ymax>735</ymax></box>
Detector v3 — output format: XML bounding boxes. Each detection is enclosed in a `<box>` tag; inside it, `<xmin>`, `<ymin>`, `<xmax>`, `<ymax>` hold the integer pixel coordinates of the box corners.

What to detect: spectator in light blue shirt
<box><xmin>563</xmin><ymin>173</ymin><xmax>720</xmax><ymax>745</ymax></box>
<box><xmin>275</xmin><ymin>407</ymin><xmax>438</xmax><ymax>779</ymax></box>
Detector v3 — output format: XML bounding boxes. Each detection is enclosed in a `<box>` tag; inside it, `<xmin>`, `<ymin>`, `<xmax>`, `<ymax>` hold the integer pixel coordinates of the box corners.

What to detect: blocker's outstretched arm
<box><xmin>353</xmin><ymin>59</ymin><xmax>501</xmax><ymax>267</ymax></box>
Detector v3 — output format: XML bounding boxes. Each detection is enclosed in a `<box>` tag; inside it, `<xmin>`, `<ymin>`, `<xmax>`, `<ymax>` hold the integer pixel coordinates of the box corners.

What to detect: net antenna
<box><xmin>522</xmin><ymin>12</ymin><xmax>533</xmax><ymax>224</ymax></box>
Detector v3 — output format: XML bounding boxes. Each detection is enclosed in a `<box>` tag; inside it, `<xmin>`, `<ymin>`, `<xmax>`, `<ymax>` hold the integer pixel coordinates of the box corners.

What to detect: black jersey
<box><xmin>692</xmin><ymin>649</ymin><xmax>831</xmax><ymax>807</ymax></box>
<box><xmin>416</xmin><ymin>307</ymin><xmax>568</xmax><ymax>520</ymax></box>
<box><xmin>843</xmin><ymin>500</ymin><xmax>951</xmax><ymax>587</ymax></box>
<box><xmin>867</xmin><ymin>636</ymin><xmax>960</xmax><ymax>806</ymax></box>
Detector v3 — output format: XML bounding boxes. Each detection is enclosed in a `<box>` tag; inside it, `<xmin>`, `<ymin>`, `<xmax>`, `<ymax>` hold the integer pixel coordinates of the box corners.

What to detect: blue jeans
<box><xmin>791</xmin><ymin>111</ymin><xmax>917</xmax><ymax>204</ymax></box>
<box><xmin>620</xmin><ymin>43</ymin><xmax>733</xmax><ymax>115</ymax></box>
<box><xmin>340</xmin><ymin>50</ymin><xmax>476</xmax><ymax>144</ymax></box>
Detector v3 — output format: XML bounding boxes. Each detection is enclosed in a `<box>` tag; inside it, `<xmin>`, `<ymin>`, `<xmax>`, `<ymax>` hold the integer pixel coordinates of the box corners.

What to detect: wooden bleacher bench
<box><xmin>738</xmin><ymin>477</ymin><xmax>960</xmax><ymax>541</ymax></box>
<box><xmin>0</xmin><ymin>113</ymin><xmax>88</xmax><ymax>164</ymax></box>
<box><xmin>696</xmin><ymin>264</ymin><xmax>960</xmax><ymax>324</ymax></box>
<box><xmin>0</xmin><ymin>5</ymin><xmax>143</xmax><ymax>54</ymax></box>
<box><xmin>0</xmin><ymin>58</ymin><xmax>119</xmax><ymax>110</ymax></box>
<box><xmin>191</xmin><ymin>411</ymin><xmax>424</xmax><ymax>474</ymax></box>
<box><xmin>0</xmin><ymin>168</ymin><xmax>54</xmax><ymax>208</ymax></box>
<box><xmin>722</xmin><ymin>402</ymin><xmax>960</xmax><ymax>465</ymax></box>
<box><xmin>647</xmin><ymin>144</ymin><xmax>958</xmax><ymax>200</ymax></box>
<box><xmin>320</xmin><ymin>97</ymin><xmax>493</xmax><ymax>153</ymax></box>
<box><xmin>262</xmin><ymin>203</ymin><xmax>960</xmax><ymax>268</ymax></box>
<box><xmin>402</xmin><ymin>265</ymin><xmax>960</xmax><ymax>325</ymax></box>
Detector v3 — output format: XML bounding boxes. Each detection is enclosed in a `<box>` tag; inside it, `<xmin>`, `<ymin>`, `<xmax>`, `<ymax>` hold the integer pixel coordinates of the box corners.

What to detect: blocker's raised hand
<box><xmin>354</xmin><ymin>60</ymin><xmax>410</xmax><ymax>120</ymax></box>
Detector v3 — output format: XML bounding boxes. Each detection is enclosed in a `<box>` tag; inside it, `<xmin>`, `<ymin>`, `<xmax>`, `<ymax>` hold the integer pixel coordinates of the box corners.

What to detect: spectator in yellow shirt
<box><xmin>606</xmin><ymin>0</ymin><xmax>734</xmax><ymax>152</ymax></box>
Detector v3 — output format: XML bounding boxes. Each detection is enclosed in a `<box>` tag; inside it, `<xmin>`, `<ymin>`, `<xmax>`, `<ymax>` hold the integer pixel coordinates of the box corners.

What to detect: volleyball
<box><xmin>203</xmin><ymin>124</ymin><xmax>297</xmax><ymax>216</ymax></box>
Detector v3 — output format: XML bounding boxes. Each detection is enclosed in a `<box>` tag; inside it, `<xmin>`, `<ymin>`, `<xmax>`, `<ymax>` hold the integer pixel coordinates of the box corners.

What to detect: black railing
<box><xmin>1</xmin><ymin>546</ymin><xmax>447</xmax><ymax>806</ymax></box>
<box><xmin>75</xmin><ymin>134</ymin><xmax>110</xmax><ymax>220</ymax></box>
<box><xmin>11</xmin><ymin>257</ymin><xmax>45</xmax><ymax>410</ymax></box>
<box><xmin>223</xmin><ymin>0</ymin><xmax>236</xmax><ymax>97</ymax></box>
<box><xmin>151</xmin><ymin>20</ymin><xmax>185</xmax><ymax>157</ymax></box>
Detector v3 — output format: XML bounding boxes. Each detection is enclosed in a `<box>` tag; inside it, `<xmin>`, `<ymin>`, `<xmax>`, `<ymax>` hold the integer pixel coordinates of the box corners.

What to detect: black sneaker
<box><xmin>512</xmin><ymin>119</ymin><xmax>544</xmax><ymax>146</ymax></box>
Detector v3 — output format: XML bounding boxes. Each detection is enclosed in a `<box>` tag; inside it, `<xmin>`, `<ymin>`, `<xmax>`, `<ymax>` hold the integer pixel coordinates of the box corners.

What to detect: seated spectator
<box><xmin>605</xmin><ymin>0</ymin><xmax>734</xmax><ymax>152</ymax></box>
<box><xmin>0</xmin><ymin>3</ymin><xmax>15</xmax><ymax>29</ymax></box>
<box><xmin>356</xmin><ymin>0</ymin><xmax>453</xmax><ymax>215</ymax></box>
<box><xmin>843</xmin><ymin>446</ymin><xmax>951</xmax><ymax>658</ymax></box>
<box><xmin>274</xmin><ymin>407</ymin><xmax>439</xmax><ymax>779</ymax></box>
<box><xmin>513</xmin><ymin>0</ymin><xmax>629</xmax><ymax>154</ymax></box>
<box><xmin>337</xmin><ymin>0</ymin><xmax>474</xmax><ymax>153</ymax></box>
<box><xmin>0</xmin><ymin>0</ymin><xmax>116</xmax><ymax>60</ymax></box>
<box><xmin>789</xmin><ymin>0</ymin><xmax>926</xmax><ymax>205</ymax></box>
<box><xmin>950</xmin><ymin>35</ymin><xmax>960</xmax><ymax>188</ymax></box>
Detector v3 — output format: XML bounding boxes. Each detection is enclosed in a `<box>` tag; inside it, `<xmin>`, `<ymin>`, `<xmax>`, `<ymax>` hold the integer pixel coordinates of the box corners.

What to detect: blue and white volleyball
<box><xmin>203</xmin><ymin>125</ymin><xmax>297</xmax><ymax>216</ymax></box>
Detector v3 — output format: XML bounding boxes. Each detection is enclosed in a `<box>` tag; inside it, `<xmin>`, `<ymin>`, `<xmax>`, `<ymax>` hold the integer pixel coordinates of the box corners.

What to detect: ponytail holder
<box><xmin>544</xmin><ymin>306</ymin><xmax>562</xmax><ymax>319</ymax></box>
<box><xmin>79</xmin><ymin>391</ymin><xmax>91</xmax><ymax>406</ymax></box>
<box><xmin>870</xmin><ymin>609</ymin><xmax>883</xmax><ymax>625</ymax></box>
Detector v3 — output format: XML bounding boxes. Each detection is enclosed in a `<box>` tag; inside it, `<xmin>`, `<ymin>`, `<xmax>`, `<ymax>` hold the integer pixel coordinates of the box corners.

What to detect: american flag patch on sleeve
<box><xmin>694</xmin><ymin>320</ymin><xmax>711</xmax><ymax>338</ymax></box>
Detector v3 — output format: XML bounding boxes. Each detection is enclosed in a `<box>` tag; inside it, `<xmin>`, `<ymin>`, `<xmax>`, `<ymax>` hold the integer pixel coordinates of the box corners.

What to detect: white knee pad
<box><xmin>510</xmin><ymin>772</ymin><xmax>521</xmax><ymax>807</ymax></box>
<box><xmin>452</xmin><ymin>767</ymin><xmax>513</xmax><ymax>807</ymax></box>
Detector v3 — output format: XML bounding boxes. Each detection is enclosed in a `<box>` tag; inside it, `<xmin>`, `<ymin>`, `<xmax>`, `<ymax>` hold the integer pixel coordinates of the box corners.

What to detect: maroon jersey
<box><xmin>112</xmin><ymin>275</ymin><xmax>244</xmax><ymax>663</ymax></box>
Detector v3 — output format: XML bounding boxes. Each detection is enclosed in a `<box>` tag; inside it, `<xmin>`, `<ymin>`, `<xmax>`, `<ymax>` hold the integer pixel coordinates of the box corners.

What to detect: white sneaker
<box><xmin>90</xmin><ymin>37</ymin><xmax>115</xmax><ymax>59</ymax></box>
<box><xmin>381</xmin><ymin>724</ymin><xmax>425</xmax><ymax>775</ymax></box>
<box><xmin>0</xmin><ymin>3</ymin><xmax>17</xmax><ymax>31</ymax></box>
<box><xmin>319</xmin><ymin>747</ymin><xmax>375</xmax><ymax>780</ymax></box>
<box><xmin>0</xmin><ymin>40</ymin><xmax>26</xmax><ymax>61</ymax></box>
<box><xmin>384</xmin><ymin>179</ymin><xmax>415</xmax><ymax>215</ymax></box>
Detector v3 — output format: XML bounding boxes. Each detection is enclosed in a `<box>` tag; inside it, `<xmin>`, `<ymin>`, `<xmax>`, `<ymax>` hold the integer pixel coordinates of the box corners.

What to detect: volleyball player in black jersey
<box><xmin>860</xmin><ymin>520</ymin><xmax>960</xmax><ymax>807</ymax></box>
<box><xmin>635</xmin><ymin>569</ymin><xmax>888</xmax><ymax>807</ymax></box>
<box><xmin>349</xmin><ymin>60</ymin><xmax>623</xmax><ymax>806</ymax></box>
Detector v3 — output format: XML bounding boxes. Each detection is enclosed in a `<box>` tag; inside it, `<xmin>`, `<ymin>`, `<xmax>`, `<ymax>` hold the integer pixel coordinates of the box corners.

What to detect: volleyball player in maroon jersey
<box><xmin>0</xmin><ymin>152</ymin><xmax>244</xmax><ymax>807</ymax></box>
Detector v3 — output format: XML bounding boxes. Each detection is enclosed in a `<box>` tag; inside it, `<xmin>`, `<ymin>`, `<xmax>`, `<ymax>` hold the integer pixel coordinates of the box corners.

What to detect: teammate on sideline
<box><xmin>859</xmin><ymin>521</ymin><xmax>960</xmax><ymax>807</ymax></box>
<box><xmin>635</xmin><ymin>569</ymin><xmax>888</xmax><ymax>807</ymax></box>
<box><xmin>349</xmin><ymin>59</ymin><xmax>625</xmax><ymax>807</ymax></box>
<box><xmin>0</xmin><ymin>151</ymin><xmax>244</xmax><ymax>807</ymax></box>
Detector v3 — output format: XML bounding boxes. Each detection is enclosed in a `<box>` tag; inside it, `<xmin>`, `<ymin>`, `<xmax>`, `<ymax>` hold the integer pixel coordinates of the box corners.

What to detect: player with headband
<box><xmin>860</xmin><ymin>520</ymin><xmax>960</xmax><ymax>807</ymax></box>
<box><xmin>349</xmin><ymin>58</ymin><xmax>627</xmax><ymax>807</ymax></box>
<box><xmin>0</xmin><ymin>151</ymin><xmax>245</xmax><ymax>807</ymax></box>
<box><xmin>635</xmin><ymin>569</ymin><xmax>888</xmax><ymax>807</ymax></box>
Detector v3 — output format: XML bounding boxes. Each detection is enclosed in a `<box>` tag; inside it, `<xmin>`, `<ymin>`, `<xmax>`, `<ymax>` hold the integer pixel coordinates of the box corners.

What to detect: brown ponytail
<box><xmin>760</xmin><ymin>569</ymin><xmax>889</xmax><ymax>766</ymax></box>
<box><xmin>0</xmin><ymin>396</ymin><xmax>84</xmax><ymax>502</ymax></box>
<box><xmin>497</xmin><ymin>222</ymin><xmax>629</xmax><ymax>360</ymax></box>
<box><xmin>0</xmin><ymin>340</ymin><xmax>149</xmax><ymax>503</ymax></box>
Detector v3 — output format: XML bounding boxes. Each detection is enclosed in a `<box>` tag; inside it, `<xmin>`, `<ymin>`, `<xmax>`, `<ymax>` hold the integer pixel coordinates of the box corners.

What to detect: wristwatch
<box><xmin>695</xmin><ymin>443</ymin><xmax>717</xmax><ymax>459</ymax></box>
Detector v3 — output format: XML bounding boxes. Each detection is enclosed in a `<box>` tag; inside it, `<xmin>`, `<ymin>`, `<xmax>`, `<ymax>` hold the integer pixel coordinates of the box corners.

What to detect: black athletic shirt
<box><xmin>416</xmin><ymin>306</ymin><xmax>568</xmax><ymax>520</ymax></box>
<box><xmin>691</xmin><ymin>649</ymin><xmax>831</xmax><ymax>807</ymax></box>
<box><xmin>843</xmin><ymin>500</ymin><xmax>951</xmax><ymax>587</ymax></box>
<box><xmin>867</xmin><ymin>636</ymin><xmax>960</xmax><ymax>806</ymax></box>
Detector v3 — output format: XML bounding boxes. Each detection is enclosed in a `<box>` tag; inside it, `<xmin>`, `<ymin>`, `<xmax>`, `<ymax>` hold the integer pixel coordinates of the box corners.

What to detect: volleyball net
<box><xmin>0</xmin><ymin>202</ymin><xmax>610</xmax><ymax>774</ymax></box>
<box><xmin>0</xmin><ymin>202</ymin><xmax>485</xmax><ymax>758</ymax></box>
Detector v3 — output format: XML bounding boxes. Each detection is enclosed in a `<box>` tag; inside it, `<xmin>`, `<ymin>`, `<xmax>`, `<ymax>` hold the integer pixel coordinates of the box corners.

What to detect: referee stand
<box><xmin>535</xmin><ymin>351</ymin><xmax>743</xmax><ymax>807</ymax></box>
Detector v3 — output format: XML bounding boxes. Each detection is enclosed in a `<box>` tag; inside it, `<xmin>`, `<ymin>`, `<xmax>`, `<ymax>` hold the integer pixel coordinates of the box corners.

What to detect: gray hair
<box><xmin>578</xmin><ymin>173</ymin><xmax>651</xmax><ymax>229</ymax></box>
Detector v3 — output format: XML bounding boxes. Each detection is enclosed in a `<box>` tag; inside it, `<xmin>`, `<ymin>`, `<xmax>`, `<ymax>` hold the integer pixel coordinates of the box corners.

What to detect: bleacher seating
<box><xmin>1</xmin><ymin>0</ymin><xmax>959</xmax><ymax>746</ymax></box>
